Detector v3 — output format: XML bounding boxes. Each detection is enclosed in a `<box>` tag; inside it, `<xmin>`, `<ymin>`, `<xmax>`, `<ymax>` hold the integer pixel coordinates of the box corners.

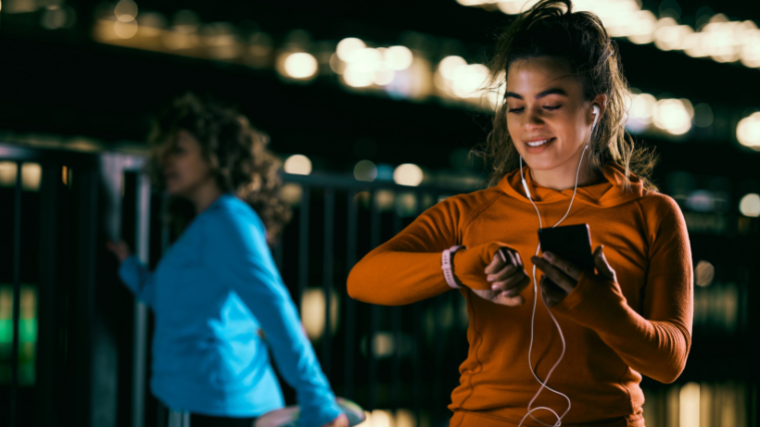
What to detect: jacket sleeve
<box><xmin>118</xmin><ymin>255</ymin><xmax>156</xmax><ymax>307</ymax></box>
<box><xmin>347</xmin><ymin>197</ymin><xmax>506</xmax><ymax>306</ymax></box>
<box><xmin>551</xmin><ymin>197</ymin><xmax>693</xmax><ymax>384</ymax></box>
<box><xmin>203</xmin><ymin>210</ymin><xmax>342</xmax><ymax>427</ymax></box>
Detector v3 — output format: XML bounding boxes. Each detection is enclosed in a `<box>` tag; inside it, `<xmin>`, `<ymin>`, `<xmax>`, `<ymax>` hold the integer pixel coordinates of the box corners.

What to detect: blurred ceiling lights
<box><xmin>3</xmin><ymin>1</ymin><xmax>755</xmax><ymax>147</ymax></box>
<box><xmin>456</xmin><ymin>0</ymin><xmax>760</xmax><ymax>70</ymax></box>
<box><xmin>736</xmin><ymin>112</ymin><xmax>760</xmax><ymax>151</ymax></box>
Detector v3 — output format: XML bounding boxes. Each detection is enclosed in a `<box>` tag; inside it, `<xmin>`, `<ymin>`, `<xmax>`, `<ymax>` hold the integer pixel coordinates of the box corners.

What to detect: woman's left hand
<box><xmin>531</xmin><ymin>245</ymin><xmax>617</xmax><ymax>307</ymax></box>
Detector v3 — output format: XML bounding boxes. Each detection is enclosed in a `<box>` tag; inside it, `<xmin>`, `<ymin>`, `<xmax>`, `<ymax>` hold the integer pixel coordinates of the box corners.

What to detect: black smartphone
<box><xmin>537</xmin><ymin>224</ymin><xmax>594</xmax><ymax>272</ymax></box>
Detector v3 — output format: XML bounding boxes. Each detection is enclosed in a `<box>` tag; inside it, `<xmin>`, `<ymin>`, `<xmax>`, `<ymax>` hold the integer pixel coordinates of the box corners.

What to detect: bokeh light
<box><xmin>393</xmin><ymin>163</ymin><xmax>423</xmax><ymax>187</ymax></box>
<box><xmin>695</xmin><ymin>260</ymin><xmax>715</xmax><ymax>288</ymax></box>
<box><xmin>114</xmin><ymin>19</ymin><xmax>139</xmax><ymax>39</ymax></box>
<box><xmin>653</xmin><ymin>98</ymin><xmax>693</xmax><ymax>136</ymax></box>
<box><xmin>385</xmin><ymin>45</ymin><xmax>413</xmax><ymax>71</ymax></box>
<box><xmin>114</xmin><ymin>0</ymin><xmax>138</xmax><ymax>22</ymax></box>
<box><xmin>353</xmin><ymin>160</ymin><xmax>377</xmax><ymax>182</ymax></box>
<box><xmin>336</xmin><ymin>37</ymin><xmax>366</xmax><ymax>62</ymax></box>
<box><xmin>739</xmin><ymin>193</ymin><xmax>760</xmax><ymax>217</ymax></box>
<box><xmin>736</xmin><ymin>112</ymin><xmax>760</xmax><ymax>149</ymax></box>
<box><xmin>284</xmin><ymin>154</ymin><xmax>312</xmax><ymax>175</ymax></box>
<box><xmin>283</xmin><ymin>52</ymin><xmax>318</xmax><ymax>79</ymax></box>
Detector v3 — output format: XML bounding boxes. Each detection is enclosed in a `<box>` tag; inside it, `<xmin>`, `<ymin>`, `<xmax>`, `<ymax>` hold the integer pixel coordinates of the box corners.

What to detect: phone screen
<box><xmin>537</xmin><ymin>224</ymin><xmax>594</xmax><ymax>272</ymax></box>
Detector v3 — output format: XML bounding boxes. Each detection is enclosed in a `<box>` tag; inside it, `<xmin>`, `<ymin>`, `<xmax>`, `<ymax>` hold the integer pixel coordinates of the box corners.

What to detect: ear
<box><xmin>590</xmin><ymin>94</ymin><xmax>608</xmax><ymax>124</ymax></box>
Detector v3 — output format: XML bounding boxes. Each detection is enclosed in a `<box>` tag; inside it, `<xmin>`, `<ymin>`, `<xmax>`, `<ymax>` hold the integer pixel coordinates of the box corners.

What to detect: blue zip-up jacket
<box><xmin>119</xmin><ymin>193</ymin><xmax>342</xmax><ymax>426</ymax></box>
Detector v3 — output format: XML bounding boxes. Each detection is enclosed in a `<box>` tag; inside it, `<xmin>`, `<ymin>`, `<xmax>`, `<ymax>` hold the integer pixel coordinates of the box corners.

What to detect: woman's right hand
<box><xmin>456</xmin><ymin>246</ymin><xmax>530</xmax><ymax>307</ymax></box>
<box><xmin>106</xmin><ymin>240</ymin><xmax>131</xmax><ymax>263</ymax></box>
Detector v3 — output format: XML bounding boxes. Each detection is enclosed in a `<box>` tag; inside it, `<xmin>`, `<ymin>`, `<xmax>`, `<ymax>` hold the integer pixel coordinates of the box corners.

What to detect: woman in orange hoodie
<box><xmin>347</xmin><ymin>1</ymin><xmax>693</xmax><ymax>426</ymax></box>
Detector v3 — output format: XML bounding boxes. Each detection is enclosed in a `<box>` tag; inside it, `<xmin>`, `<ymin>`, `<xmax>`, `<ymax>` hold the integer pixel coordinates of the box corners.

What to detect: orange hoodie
<box><xmin>347</xmin><ymin>164</ymin><xmax>693</xmax><ymax>427</ymax></box>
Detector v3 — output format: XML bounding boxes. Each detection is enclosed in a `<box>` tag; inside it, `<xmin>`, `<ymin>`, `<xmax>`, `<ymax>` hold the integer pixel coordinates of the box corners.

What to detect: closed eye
<box><xmin>508</xmin><ymin>107</ymin><xmax>524</xmax><ymax>114</ymax></box>
<box><xmin>544</xmin><ymin>105</ymin><xmax>561</xmax><ymax>111</ymax></box>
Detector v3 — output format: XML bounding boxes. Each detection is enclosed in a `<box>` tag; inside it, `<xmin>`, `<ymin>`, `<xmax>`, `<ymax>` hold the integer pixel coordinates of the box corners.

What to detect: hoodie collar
<box><xmin>498</xmin><ymin>162</ymin><xmax>643</xmax><ymax>208</ymax></box>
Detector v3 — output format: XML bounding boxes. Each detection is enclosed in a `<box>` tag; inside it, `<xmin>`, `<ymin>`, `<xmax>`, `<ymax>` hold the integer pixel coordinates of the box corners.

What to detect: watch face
<box><xmin>255</xmin><ymin>397</ymin><xmax>367</xmax><ymax>427</ymax></box>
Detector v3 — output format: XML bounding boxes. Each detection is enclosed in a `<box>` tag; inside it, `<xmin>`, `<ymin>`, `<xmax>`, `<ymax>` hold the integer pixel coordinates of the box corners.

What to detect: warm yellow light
<box><xmin>0</xmin><ymin>161</ymin><xmax>18</xmax><ymax>187</ymax></box>
<box><xmin>336</xmin><ymin>37</ymin><xmax>366</xmax><ymax>62</ymax></box>
<box><xmin>393</xmin><ymin>163</ymin><xmax>423</xmax><ymax>187</ymax></box>
<box><xmin>395</xmin><ymin>409</ymin><xmax>416</xmax><ymax>427</ymax></box>
<box><xmin>451</xmin><ymin>63</ymin><xmax>489</xmax><ymax>98</ymax></box>
<box><xmin>385</xmin><ymin>45</ymin><xmax>413</xmax><ymax>70</ymax></box>
<box><xmin>653</xmin><ymin>98</ymin><xmax>692</xmax><ymax>135</ymax></box>
<box><xmin>343</xmin><ymin>68</ymin><xmax>373</xmax><ymax>88</ymax></box>
<box><xmin>283</xmin><ymin>52</ymin><xmax>318</xmax><ymax>79</ymax></box>
<box><xmin>283</xmin><ymin>154</ymin><xmax>312</xmax><ymax>175</ymax></box>
<box><xmin>373</xmin><ymin>69</ymin><xmax>395</xmax><ymax>86</ymax></box>
<box><xmin>438</xmin><ymin>55</ymin><xmax>467</xmax><ymax>81</ymax></box>
<box><xmin>22</xmin><ymin>163</ymin><xmax>41</xmax><ymax>192</ymax></box>
<box><xmin>114</xmin><ymin>0</ymin><xmax>138</xmax><ymax>22</ymax></box>
<box><xmin>679</xmin><ymin>382</ymin><xmax>700</xmax><ymax>427</ymax></box>
<box><xmin>737</xmin><ymin>112</ymin><xmax>760</xmax><ymax>149</ymax></box>
<box><xmin>370</xmin><ymin>410</ymin><xmax>393</xmax><ymax>427</ymax></box>
<box><xmin>626</xmin><ymin>10</ymin><xmax>657</xmax><ymax>44</ymax></box>
<box><xmin>497</xmin><ymin>0</ymin><xmax>539</xmax><ymax>14</ymax></box>
<box><xmin>739</xmin><ymin>193</ymin><xmax>760</xmax><ymax>217</ymax></box>
<box><xmin>114</xmin><ymin>19</ymin><xmax>139</xmax><ymax>39</ymax></box>
<box><xmin>300</xmin><ymin>288</ymin><xmax>339</xmax><ymax>341</ymax></box>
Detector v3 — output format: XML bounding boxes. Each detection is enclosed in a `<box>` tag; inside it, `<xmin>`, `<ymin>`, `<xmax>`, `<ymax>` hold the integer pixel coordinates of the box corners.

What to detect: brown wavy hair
<box><xmin>480</xmin><ymin>0</ymin><xmax>657</xmax><ymax>190</ymax></box>
<box><xmin>147</xmin><ymin>93</ymin><xmax>292</xmax><ymax>242</ymax></box>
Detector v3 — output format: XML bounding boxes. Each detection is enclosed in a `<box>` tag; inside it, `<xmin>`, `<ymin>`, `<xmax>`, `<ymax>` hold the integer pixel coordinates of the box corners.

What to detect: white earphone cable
<box><xmin>516</xmin><ymin>107</ymin><xmax>597</xmax><ymax>427</ymax></box>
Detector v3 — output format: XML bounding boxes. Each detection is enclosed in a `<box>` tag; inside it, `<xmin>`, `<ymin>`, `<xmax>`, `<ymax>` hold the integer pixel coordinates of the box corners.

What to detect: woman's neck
<box><xmin>189</xmin><ymin>180</ymin><xmax>224</xmax><ymax>215</ymax></box>
<box><xmin>530</xmin><ymin>151</ymin><xmax>601</xmax><ymax>191</ymax></box>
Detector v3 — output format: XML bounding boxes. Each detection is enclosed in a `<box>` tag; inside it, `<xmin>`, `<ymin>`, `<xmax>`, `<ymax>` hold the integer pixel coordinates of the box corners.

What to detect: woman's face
<box><xmin>505</xmin><ymin>57</ymin><xmax>599</xmax><ymax>173</ymax></box>
<box><xmin>161</xmin><ymin>130</ymin><xmax>216</xmax><ymax>197</ymax></box>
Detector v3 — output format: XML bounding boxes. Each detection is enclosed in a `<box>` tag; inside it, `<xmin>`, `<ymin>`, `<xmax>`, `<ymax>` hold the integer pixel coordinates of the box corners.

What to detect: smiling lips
<box><xmin>523</xmin><ymin>137</ymin><xmax>555</xmax><ymax>153</ymax></box>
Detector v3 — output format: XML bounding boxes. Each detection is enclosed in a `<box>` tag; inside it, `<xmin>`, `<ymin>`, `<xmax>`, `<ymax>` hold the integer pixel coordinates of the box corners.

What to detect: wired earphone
<box><xmin>515</xmin><ymin>104</ymin><xmax>600</xmax><ymax>427</ymax></box>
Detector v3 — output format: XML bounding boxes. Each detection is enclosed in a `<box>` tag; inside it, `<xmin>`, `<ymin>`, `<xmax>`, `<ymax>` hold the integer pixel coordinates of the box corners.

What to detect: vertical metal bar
<box><xmin>10</xmin><ymin>161</ymin><xmax>22</xmax><ymax>427</ymax></box>
<box><xmin>391</xmin><ymin>201</ymin><xmax>403</xmax><ymax>411</ymax></box>
<box><xmin>322</xmin><ymin>189</ymin><xmax>335</xmax><ymax>378</ymax></box>
<box><xmin>132</xmin><ymin>173</ymin><xmax>151</xmax><ymax>427</ymax></box>
<box><xmin>36</xmin><ymin>164</ymin><xmax>59</xmax><ymax>427</ymax></box>
<box><xmin>298</xmin><ymin>186</ymin><xmax>311</xmax><ymax>312</ymax></box>
<box><xmin>344</xmin><ymin>189</ymin><xmax>358</xmax><ymax>399</ymax></box>
<box><xmin>368</xmin><ymin>190</ymin><xmax>381</xmax><ymax>410</ymax></box>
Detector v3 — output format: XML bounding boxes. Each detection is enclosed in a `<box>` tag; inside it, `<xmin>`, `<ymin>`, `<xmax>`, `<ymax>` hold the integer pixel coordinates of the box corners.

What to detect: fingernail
<box><xmin>487</xmin><ymin>276</ymin><xmax>494</xmax><ymax>282</ymax></box>
<box><xmin>491</xmin><ymin>284</ymin><xmax>500</xmax><ymax>291</ymax></box>
<box><xmin>543</xmin><ymin>252</ymin><xmax>553</xmax><ymax>261</ymax></box>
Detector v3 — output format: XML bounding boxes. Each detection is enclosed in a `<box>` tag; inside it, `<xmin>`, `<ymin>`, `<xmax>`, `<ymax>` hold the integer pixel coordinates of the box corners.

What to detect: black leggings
<box><xmin>189</xmin><ymin>414</ymin><xmax>257</xmax><ymax>427</ymax></box>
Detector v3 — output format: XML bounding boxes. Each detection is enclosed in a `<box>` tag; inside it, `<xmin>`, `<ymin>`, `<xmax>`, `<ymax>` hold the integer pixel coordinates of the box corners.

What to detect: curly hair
<box><xmin>480</xmin><ymin>0</ymin><xmax>658</xmax><ymax>190</ymax></box>
<box><xmin>147</xmin><ymin>93</ymin><xmax>292</xmax><ymax>242</ymax></box>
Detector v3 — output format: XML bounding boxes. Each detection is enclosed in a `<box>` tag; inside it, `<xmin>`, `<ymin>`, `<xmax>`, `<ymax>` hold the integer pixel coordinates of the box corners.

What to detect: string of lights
<box><xmin>455</xmin><ymin>0</ymin><xmax>760</xmax><ymax>70</ymax></box>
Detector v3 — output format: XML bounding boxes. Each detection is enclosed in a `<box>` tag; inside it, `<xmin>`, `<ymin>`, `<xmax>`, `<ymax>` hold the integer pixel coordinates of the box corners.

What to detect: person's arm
<box><xmin>347</xmin><ymin>196</ymin><xmax>513</xmax><ymax>306</ymax></box>
<box><xmin>118</xmin><ymin>255</ymin><xmax>156</xmax><ymax>307</ymax></box>
<box><xmin>203</xmin><ymin>211</ymin><xmax>342</xmax><ymax>427</ymax></box>
<box><xmin>549</xmin><ymin>197</ymin><xmax>693</xmax><ymax>384</ymax></box>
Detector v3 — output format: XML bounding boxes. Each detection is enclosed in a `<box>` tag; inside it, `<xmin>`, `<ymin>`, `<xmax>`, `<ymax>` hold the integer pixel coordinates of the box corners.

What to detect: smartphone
<box><xmin>537</xmin><ymin>224</ymin><xmax>594</xmax><ymax>272</ymax></box>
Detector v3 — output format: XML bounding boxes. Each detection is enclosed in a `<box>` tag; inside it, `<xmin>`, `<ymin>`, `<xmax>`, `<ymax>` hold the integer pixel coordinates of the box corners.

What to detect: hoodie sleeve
<box><xmin>551</xmin><ymin>196</ymin><xmax>693</xmax><ymax>384</ymax></box>
<box><xmin>202</xmin><ymin>208</ymin><xmax>342</xmax><ymax>427</ymax></box>
<box><xmin>348</xmin><ymin>195</ymin><xmax>506</xmax><ymax>306</ymax></box>
<box><xmin>118</xmin><ymin>255</ymin><xmax>156</xmax><ymax>307</ymax></box>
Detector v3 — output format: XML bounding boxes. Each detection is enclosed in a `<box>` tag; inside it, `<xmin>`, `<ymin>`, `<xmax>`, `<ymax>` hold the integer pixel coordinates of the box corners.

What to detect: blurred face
<box><xmin>161</xmin><ymin>130</ymin><xmax>216</xmax><ymax>197</ymax></box>
<box><xmin>505</xmin><ymin>57</ymin><xmax>598</xmax><ymax>173</ymax></box>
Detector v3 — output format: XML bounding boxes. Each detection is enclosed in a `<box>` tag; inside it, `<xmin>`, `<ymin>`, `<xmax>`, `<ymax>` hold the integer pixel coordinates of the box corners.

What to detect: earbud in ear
<box><xmin>592</xmin><ymin>105</ymin><xmax>600</xmax><ymax>128</ymax></box>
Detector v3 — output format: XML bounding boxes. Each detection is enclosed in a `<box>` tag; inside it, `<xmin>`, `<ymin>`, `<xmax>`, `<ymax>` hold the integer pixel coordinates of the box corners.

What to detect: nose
<box><xmin>523</xmin><ymin>107</ymin><xmax>545</xmax><ymax>131</ymax></box>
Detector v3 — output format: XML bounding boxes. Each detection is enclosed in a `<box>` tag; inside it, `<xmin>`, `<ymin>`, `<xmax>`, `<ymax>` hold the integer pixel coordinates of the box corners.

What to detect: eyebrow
<box><xmin>505</xmin><ymin>88</ymin><xmax>569</xmax><ymax>100</ymax></box>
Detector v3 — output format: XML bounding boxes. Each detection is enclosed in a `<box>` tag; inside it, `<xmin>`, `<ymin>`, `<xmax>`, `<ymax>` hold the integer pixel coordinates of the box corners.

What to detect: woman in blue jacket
<box><xmin>107</xmin><ymin>94</ymin><xmax>347</xmax><ymax>427</ymax></box>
